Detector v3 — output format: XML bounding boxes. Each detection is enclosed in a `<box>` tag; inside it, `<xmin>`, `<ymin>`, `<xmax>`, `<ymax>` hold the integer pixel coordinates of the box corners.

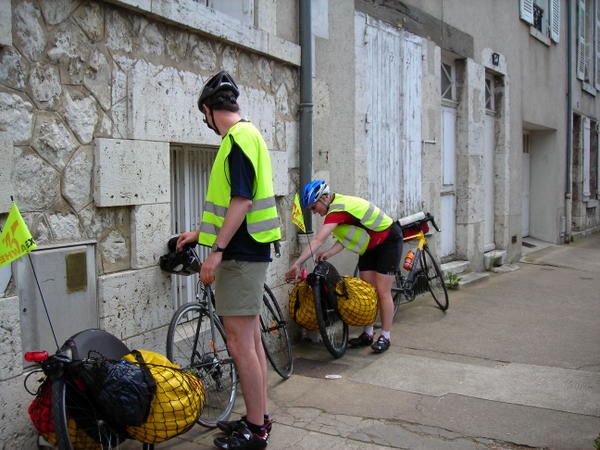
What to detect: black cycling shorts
<box><xmin>357</xmin><ymin>222</ymin><xmax>403</xmax><ymax>275</ymax></box>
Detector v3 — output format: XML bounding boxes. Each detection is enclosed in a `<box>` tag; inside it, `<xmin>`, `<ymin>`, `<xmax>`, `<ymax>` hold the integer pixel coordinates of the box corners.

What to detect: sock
<box><xmin>381</xmin><ymin>330</ymin><xmax>391</xmax><ymax>340</ymax></box>
<box><xmin>246</xmin><ymin>420</ymin><xmax>266</xmax><ymax>436</ymax></box>
<box><xmin>364</xmin><ymin>325</ymin><xmax>374</xmax><ymax>336</ymax></box>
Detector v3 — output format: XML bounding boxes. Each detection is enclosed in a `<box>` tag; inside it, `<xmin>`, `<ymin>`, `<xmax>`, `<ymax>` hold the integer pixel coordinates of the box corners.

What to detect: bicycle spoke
<box><xmin>166</xmin><ymin>303</ymin><xmax>237</xmax><ymax>427</ymax></box>
<box><xmin>260</xmin><ymin>285</ymin><xmax>293</xmax><ymax>379</ymax></box>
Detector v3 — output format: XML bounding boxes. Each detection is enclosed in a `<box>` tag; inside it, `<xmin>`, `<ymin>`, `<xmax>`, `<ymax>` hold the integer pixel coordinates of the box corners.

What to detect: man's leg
<box><xmin>223</xmin><ymin>315</ymin><xmax>265</xmax><ymax>427</ymax></box>
<box><xmin>373</xmin><ymin>272</ymin><xmax>395</xmax><ymax>333</ymax></box>
<box><xmin>253</xmin><ymin>319</ymin><xmax>268</xmax><ymax>420</ymax></box>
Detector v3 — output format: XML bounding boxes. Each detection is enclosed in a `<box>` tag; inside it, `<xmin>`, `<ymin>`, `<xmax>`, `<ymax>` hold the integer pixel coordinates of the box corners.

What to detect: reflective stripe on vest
<box><xmin>334</xmin><ymin>224</ymin><xmax>370</xmax><ymax>255</ymax></box>
<box><xmin>327</xmin><ymin>194</ymin><xmax>392</xmax><ymax>255</ymax></box>
<box><xmin>198</xmin><ymin>121</ymin><xmax>281</xmax><ymax>247</ymax></box>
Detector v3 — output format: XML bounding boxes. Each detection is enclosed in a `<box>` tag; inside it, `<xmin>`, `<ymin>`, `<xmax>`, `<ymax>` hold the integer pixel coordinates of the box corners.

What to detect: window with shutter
<box><xmin>597</xmin><ymin>130</ymin><xmax>600</xmax><ymax>197</ymax></box>
<box><xmin>549</xmin><ymin>0</ymin><xmax>560</xmax><ymax>42</ymax></box>
<box><xmin>596</xmin><ymin>0</ymin><xmax>600</xmax><ymax>88</ymax></box>
<box><xmin>520</xmin><ymin>0</ymin><xmax>534</xmax><ymax>24</ymax></box>
<box><xmin>207</xmin><ymin>0</ymin><xmax>255</xmax><ymax>26</ymax></box>
<box><xmin>578</xmin><ymin>0</ymin><xmax>586</xmax><ymax>80</ymax></box>
<box><xmin>583</xmin><ymin>118</ymin><xmax>591</xmax><ymax>198</ymax></box>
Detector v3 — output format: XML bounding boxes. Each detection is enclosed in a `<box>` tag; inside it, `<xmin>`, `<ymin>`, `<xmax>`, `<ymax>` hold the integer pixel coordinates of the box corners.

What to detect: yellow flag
<box><xmin>0</xmin><ymin>203</ymin><xmax>37</xmax><ymax>267</ymax></box>
<box><xmin>291</xmin><ymin>193</ymin><xmax>306</xmax><ymax>233</ymax></box>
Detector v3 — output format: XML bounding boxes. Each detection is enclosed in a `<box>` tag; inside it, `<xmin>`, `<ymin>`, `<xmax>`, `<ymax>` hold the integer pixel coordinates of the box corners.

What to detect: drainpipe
<box><xmin>564</xmin><ymin>0</ymin><xmax>573</xmax><ymax>241</ymax></box>
<box><xmin>299</xmin><ymin>0</ymin><xmax>313</xmax><ymax>233</ymax></box>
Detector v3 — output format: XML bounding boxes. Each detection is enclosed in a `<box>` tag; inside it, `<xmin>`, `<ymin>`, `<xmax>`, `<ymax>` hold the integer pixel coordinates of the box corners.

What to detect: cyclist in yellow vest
<box><xmin>177</xmin><ymin>71</ymin><xmax>280</xmax><ymax>450</ymax></box>
<box><xmin>285</xmin><ymin>180</ymin><xmax>403</xmax><ymax>353</ymax></box>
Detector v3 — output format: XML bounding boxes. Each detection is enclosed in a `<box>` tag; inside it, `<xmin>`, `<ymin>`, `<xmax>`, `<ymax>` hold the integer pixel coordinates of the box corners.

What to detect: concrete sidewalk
<box><xmin>162</xmin><ymin>233</ymin><xmax>600</xmax><ymax>450</ymax></box>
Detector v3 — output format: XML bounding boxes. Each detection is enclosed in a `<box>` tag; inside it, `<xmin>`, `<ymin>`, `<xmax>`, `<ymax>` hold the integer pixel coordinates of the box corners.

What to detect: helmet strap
<box><xmin>203</xmin><ymin>106</ymin><xmax>221</xmax><ymax>136</ymax></box>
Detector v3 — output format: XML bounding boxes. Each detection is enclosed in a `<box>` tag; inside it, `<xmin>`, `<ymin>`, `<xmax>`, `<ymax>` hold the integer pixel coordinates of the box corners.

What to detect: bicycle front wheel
<box><xmin>260</xmin><ymin>284</ymin><xmax>293</xmax><ymax>379</ymax></box>
<box><xmin>166</xmin><ymin>302</ymin><xmax>237</xmax><ymax>427</ymax></box>
<box><xmin>420</xmin><ymin>246</ymin><xmax>449</xmax><ymax>311</ymax></box>
<box><xmin>313</xmin><ymin>278</ymin><xmax>348</xmax><ymax>358</ymax></box>
<box><xmin>53</xmin><ymin>377</ymin><xmax>125</xmax><ymax>449</ymax></box>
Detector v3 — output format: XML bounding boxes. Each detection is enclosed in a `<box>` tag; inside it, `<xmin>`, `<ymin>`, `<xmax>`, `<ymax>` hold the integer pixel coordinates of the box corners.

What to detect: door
<box><xmin>483</xmin><ymin>113</ymin><xmax>496</xmax><ymax>251</ymax></box>
<box><xmin>522</xmin><ymin>135</ymin><xmax>530</xmax><ymax>237</ymax></box>
<box><xmin>441</xmin><ymin>106</ymin><xmax>457</xmax><ymax>257</ymax></box>
<box><xmin>354</xmin><ymin>13</ymin><xmax>422</xmax><ymax>219</ymax></box>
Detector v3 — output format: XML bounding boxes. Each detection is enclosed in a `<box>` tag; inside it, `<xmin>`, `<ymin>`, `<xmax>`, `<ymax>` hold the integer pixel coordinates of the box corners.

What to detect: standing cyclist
<box><xmin>285</xmin><ymin>180</ymin><xmax>402</xmax><ymax>353</ymax></box>
<box><xmin>177</xmin><ymin>70</ymin><xmax>280</xmax><ymax>450</ymax></box>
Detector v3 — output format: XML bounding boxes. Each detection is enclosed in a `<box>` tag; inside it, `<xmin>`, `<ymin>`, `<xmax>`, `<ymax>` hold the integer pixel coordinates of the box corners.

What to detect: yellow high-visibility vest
<box><xmin>327</xmin><ymin>194</ymin><xmax>392</xmax><ymax>255</ymax></box>
<box><xmin>198</xmin><ymin>121</ymin><xmax>281</xmax><ymax>247</ymax></box>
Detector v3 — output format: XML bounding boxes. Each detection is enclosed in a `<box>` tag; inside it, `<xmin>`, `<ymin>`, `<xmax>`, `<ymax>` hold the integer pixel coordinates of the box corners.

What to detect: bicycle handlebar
<box><xmin>398</xmin><ymin>211</ymin><xmax>441</xmax><ymax>233</ymax></box>
<box><xmin>425</xmin><ymin>212</ymin><xmax>441</xmax><ymax>232</ymax></box>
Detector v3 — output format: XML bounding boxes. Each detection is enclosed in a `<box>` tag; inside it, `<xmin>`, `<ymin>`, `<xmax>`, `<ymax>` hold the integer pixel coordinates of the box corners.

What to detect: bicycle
<box><xmin>24</xmin><ymin>329</ymin><xmax>158</xmax><ymax>450</ymax></box>
<box><xmin>391</xmin><ymin>212</ymin><xmax>449</xmax><ymax>315</ymax></box>
<box><xmin>351</xmin><ymin>211</ymin><xmax>449</xmax><ymax>319</ymax></box>
<box><xmin>304</xmin><ymin>261</ymin><xmax>349</xmax><ymax>359</ymax></box>
<box><xmin>164</xmin><ymin>246</ymin><xmax>293</xmax><ymax>427</ymax></box>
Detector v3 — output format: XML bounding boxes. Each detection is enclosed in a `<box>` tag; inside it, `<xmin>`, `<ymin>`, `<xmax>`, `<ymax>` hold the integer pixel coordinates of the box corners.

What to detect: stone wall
<box><xmin>0</xmin><ymin>1</ymin><xmax>300</xmax><ymax>446</ymax></box>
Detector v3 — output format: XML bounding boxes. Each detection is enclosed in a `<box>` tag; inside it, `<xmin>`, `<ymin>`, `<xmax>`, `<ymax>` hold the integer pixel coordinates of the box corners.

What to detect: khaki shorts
<box><xmin>214</xmin><ymin>260</ymin><xmax>268</xmax><ymax>316</ymax></box>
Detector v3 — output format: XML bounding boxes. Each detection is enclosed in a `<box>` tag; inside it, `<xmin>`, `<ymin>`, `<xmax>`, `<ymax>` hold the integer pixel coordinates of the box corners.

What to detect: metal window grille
<box><xmin>170</xmin><ymin>144</ymin><xmax>216</xmax><ymax>308</ymax></box>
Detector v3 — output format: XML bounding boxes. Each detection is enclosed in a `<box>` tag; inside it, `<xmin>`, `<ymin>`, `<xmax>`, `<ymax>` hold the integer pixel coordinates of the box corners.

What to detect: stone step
<box><xmin>492</xmin><ymin>264</ymin><xmax>520</xmax><ymax>273</ymax></box>
<box><xmin>484</xmin><ymin>249</ymin><xmax>507</xmax><ymax>270</ymax></box>
<box><xmin>441</xmin><ymin>260</ymin><xmax>470</xmax><ymax>276</ymax></box>
<box><xmin>457</xmin><ymin>271</ymin><xmax>490</xmax><ymax>289</ymax></box>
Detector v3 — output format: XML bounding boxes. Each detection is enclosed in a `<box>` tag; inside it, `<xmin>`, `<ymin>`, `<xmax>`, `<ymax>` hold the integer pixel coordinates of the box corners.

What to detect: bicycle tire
<box><xmin>166</xmin><ymin>301</ymin><xmax>237</xmax><ymax>427</ymax></box>
<box><xmin>392</xmin><ymin>289</ymin><xmax>403</xmax><ymax>318</ymax></box>
<box><xmin>52</xmin><ymin>377</ymin><xmax>125</xmax><ymax>449</ymax></box>
<box><xmin>260</xmin><ymin>284</ymin><xmax>293</xmax><ymax>379</ymax></box>
<box><xmin>420</xmin><ymin>246</ymin><xmax>449</xmax><ymax>311</ymax></box>
<box><xmin>312</xmin><ymin>277</ymin><xmax>348</xmax><ymax>358</ymax></box>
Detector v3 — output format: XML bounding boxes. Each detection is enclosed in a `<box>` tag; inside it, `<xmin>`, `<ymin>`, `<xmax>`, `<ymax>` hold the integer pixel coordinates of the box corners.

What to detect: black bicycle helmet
<box><xmin>197</xmin><ymin>70</ymin><xmax>240</xmax><ymax>110</ymax></box>
<box><xmin>159</xmin><ymin>237</ymin><xmax>200</xmax><ymax>276</ymax></box>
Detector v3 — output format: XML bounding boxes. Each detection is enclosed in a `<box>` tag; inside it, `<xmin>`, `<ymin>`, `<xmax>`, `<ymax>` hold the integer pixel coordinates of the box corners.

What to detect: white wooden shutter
<box><xmin>597</xmin><ymin>130</ymin><xmax>600</xmax><ymax>197</ymax></box>
<box><xmin>577</xmin><ymin>0</ymin><xmax>586</xmax><ymax>80</ymax></box>
<box><xmin>596</xmin><ymin>0</ymin><xmax>600</xmax><ymax>88</ymax></box>
<box><xmin>520</xmin><ymin>0</ymin><xmax>534</xmax><ymax>24</ymax></box>
<box><xmin>549</xmin><ymin>0</ymin><xmax>560</xmax><ymax>42</ymax></box>
<box><xmin>583</xmin><ymin>117</ymin><xmax>591</xmax><ymax>197</ymax></box>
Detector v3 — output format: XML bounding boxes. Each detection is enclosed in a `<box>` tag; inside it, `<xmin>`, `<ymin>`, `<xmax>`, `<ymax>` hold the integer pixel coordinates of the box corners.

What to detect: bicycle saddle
<box><xmin>60</xmin><ymin>329</ymin><xmax>130</xmax><ymax>360</ymax></box>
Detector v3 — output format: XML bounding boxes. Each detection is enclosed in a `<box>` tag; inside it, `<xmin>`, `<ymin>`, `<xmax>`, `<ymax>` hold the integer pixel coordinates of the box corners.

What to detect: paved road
<box><xmin>163</xmin><ymin>233</ymin><xmax>600</xmax><ymax>450</ymax></box>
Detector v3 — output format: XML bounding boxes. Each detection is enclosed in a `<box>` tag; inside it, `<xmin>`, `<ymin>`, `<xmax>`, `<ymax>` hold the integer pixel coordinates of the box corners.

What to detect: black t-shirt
<box><xmin>223</xmin><ymin>139</ymin><xmax>271</xmax><ymax>262</ymax></box>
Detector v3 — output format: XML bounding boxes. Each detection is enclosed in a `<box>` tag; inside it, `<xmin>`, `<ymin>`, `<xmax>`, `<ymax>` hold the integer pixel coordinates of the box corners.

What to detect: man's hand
<box><xmin>177</xmin><ymin>231</ymin><xmax>199</xmax><ymax>251</ymax></box>
<box><xmin>285</xmin><ymin>263</ymin><xmax>300</xmax><ymax>282</ymax></box>
<box><xmin>200</xmin><ymin>251</ymin><xmax>222</xmax><ymax>285</ymax></box>
<box><xmin>315</xmin><ymin>252</ymin><xmax>329</xmax><ymax>262</ymax></box>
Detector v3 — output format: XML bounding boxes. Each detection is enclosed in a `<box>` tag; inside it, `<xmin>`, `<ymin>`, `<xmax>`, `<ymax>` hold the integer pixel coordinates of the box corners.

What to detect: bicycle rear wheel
<box><xmin>166</xmin><ymin>301</ymin><xmax>237</xmax><ymax>427</ymax></box>
<box><xmin>260</xmin><ymin>284</ymin><xmax>293</xmax><ymax>379</ymax></box>
<box><xmin>420</xmin><ymin>246</ymin><xmax>449</xmax><ymax>311</ymax></box>
<box><xmin>313</xmin><ymin>278</ymin><xmax>348</xmax><ymax>358</ymax></box>
<box><xmin>53</xmin><ymin>377</ymin><xmax>125</xmax><ymax>449</ymax></box>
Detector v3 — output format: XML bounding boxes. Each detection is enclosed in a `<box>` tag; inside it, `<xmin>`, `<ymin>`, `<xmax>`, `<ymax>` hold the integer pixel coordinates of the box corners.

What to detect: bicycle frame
<box><xmin>394</xmin><ymin>230</ymin><xmax>429</xmax><ymax>301</ymax></box>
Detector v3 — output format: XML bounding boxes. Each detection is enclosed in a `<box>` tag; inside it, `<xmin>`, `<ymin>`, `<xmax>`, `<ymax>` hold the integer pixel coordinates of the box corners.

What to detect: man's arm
<box><xmin>285</xmin><ymin>222</ymin><xmax>338</xmax><ymax>281</ymax></box>
<box><xmin>215</xmin><ymin>196</ymin><xmax>252</xmax><ymax>248</ymax></box>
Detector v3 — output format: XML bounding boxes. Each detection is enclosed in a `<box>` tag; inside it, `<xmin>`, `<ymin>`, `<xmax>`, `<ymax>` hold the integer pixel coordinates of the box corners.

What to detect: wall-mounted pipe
<box><xmin>299</xmin><ymin>0</ymin><xmax>313</xmax><ymax>233</ymax></box>
<box><xmin>564</xmin><ymin>0</ymin><xmax>573</xmax><ymax>240</ymax></box>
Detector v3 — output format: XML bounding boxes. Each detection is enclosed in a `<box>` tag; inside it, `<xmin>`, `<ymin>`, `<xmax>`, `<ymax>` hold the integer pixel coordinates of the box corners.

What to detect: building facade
<box><xmin>312</xmin><ymin>0</ymin><xmax>599</xmax><ymax>276</ymax></box>
<box><xmin>0</xmin><ymin>0</ymin><xmax>300</xmax><ymax>446</ymax></box>
<box><xmin>1</xmin><ymin>0</ymin><xmax>599</xmax><ymax>446</ymax></box>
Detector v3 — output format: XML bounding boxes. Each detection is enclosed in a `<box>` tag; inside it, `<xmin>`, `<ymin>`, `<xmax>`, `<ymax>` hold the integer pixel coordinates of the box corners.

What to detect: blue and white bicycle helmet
<box><xmin>301</xmin><ymin>180</ymin><xmax>330</xmax><ymax>208</ymax></box>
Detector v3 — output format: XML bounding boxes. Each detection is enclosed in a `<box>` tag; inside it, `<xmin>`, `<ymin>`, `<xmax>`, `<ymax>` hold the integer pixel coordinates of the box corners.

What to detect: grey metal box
<box><xmin>16</xmin><ymin>243</ymin><xmax>98</xmax><ymax>353</ymax></box>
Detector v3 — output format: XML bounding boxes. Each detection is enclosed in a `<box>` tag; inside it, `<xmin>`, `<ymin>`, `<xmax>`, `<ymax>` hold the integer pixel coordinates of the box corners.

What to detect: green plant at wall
<box><xmin>446</xmin><ymin>272</ymin><xmax>461</xmax><ymax>290</ymax></box>
<box><xmin>594</xmin><ymin>433</ymin><xmax>600</xmax><ymax>450</ymax></box>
